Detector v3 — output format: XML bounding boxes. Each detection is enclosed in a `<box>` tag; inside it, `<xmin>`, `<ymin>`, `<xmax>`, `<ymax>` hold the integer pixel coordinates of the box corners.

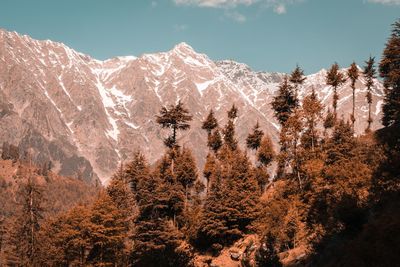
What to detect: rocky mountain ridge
<box><xmin>0</xmin><ymin>29</ymin><xmax>385</xmax><ymax>183</ymax></box>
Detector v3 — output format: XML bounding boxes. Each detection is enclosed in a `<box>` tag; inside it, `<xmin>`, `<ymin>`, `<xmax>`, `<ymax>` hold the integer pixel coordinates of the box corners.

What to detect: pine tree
<box><xmin>326</xmin><ymin>63</ymin><xmax>347</xmax><ymax>120</ymax></box>
<box><xmin>125</xmin><ymin>151</ymin><xmax>151</xmax><ymax>194</ymax></box>
<box><xmin>363</xmin><ymin>56</ymin><xmax>376</xmax><ymax>132</ymax></box>
<box><xmin>373</xmin><ymin>19</ymin><xmax>400</xmax><ymax>199</ymax></box>
<box><xmin>227</xmin><ymin>104</ymin><xmax>238</xmax><ymax>120</ymax></box>
<box><xmin>131</xmin><ymin>218</ymin><xmax>192</xmax><ymax>267</ymax></box>
<box><xmin>107</xmin><ymin>163</ymin><xmax>134</xmax><ymax>213</ymax></box>
<box><xmin>156</xmin><ymin>101</ymin><xmax>193</xmax><ymax>148</ymax></box>
<box><xmin>225</xmin><ymin>150</ymin><xmax>260</xmax><ymax>231</ymax></box>
<box><xmin>347</xmin><ymin>62</ymin><xmax>359</xmax><ymax>130</ymax></box>
<box><xmin>380</xmin><ymin>19</ymin><xmax>400</xmax><ymax>127</ymax></box>
<box><xmin>301</xmin><ymin>88</ymin><xmax>323</xmax><ymax>152</ymax></box>
<box><xmin>326</xmin><ymin>119</ymin><xmax>355</xmax><ymax>165</ymax></box>
<box><xmin>223</xmin><ymin>106</ymin><xmax>239</xmax><ymax>151</ymax></box>
<box><xmin>203</xmin><ymin>153</ymin><xmax>216</xmax><ymax>194</ymax></box>
<box><xmin>289</xmin><ymin>64</ymin><xmax>306</xmax><ymax>99</ymax></box>
<box><xmin>246</xmin><ymin>121</ymin><xmax>264</xmax><ymax>151</ymax></box>
<box><xmin>8</xmin><ymin>175</ymin><xmax>44</xmax><ymax>266</ymax></box>
<box><xmin>62</xmin><ymin>206</ymin><xmax>92</xmax><ymax>266</ymax></box>
<box><xmin>38</xmin><ymin>205</ymin><xmax>92</xmax><ymax>266</ymax></box>
<box><xmin>272</xmin><ymin>76</ymin><xmax>299</xmax><ymax>126</ymax></box>
<box><xmin>202</xmin><ymin>109</ymin><xmax>218</xmax><ymax>134</ymax></box>
<box><xmin>207</xmin><ymin>128</ymin><xmax>223</xmax><ymax>153</ymax></box>
<box><xmin>107</xmin><ymin>165</ymin><xmax>136</xmax><ymax>264</ymax></box>
<box><xmin>254</xmin><ymin>165</ymin><xmax>270</xmax><ymax>193</ymax></box>
<box><xmin>174</xmin><ymin>147</ymin><xmax>198</xmax><ymax>210</ymax></box>
<box><xmin>130</xmin><ymin>152</ymin><xmax>192</xmax><ymax>266</ymax></box>
<box><xmin>257</xmin><ymin>135</ymin><xmax>275</xmax><ymax>167</ymax></box>
<box><xmin>196</xmin><ymin>148</ymin><xmax>260</xmax><ymax>251</ymax></box>
<box><xmin>195</xmin><ymin>165</ymin><xmax>233</xmax><ymax>252</ymax></box>
<box><xmin>152</xmin><ymin>156</ymin><xmax>185</xmax><ymax>224</ymax></box>
<box><xmin>36</xmin><ymin>214</ymin><xmax>67</xmax><ymax>266</ymax></box>
<box><xmin>272</xmin><ymin>76</ymin><xmax>299</xmax><ymax>179</ymax></box>
<box><xmin>87</xmin><ymin>192</ymin><xmax>126</xmax><ymax>266</ymax></box>
<box><xmin>280</xmin><ymin>111</ymin><xmax>304</xmax><ymax>187</ymax></box>
<box><xmin>324</xmin><ymin>108</ymin><xmax>335</xmax><ymax>130</ymax></box>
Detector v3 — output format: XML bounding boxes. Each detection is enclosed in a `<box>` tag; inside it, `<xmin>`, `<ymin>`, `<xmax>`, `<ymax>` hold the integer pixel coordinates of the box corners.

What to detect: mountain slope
<box><xmin>0</xmin><ymin>29</ymin><xmax>384</xmax><ymax>183</ymax></box>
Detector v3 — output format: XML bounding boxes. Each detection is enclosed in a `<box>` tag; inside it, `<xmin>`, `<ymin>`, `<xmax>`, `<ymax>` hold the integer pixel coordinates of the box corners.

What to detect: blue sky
<box><xmin>0</xmin><ymin>0</ymin><xmax>399</xmax><ymax>74</ymax></box>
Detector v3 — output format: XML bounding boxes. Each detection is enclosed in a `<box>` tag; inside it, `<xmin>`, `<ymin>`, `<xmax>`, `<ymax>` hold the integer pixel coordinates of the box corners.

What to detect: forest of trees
<box><xmin>0</xmin><ymin>19</ymin><xmax>399</xmax><ymax>267</ymax></box>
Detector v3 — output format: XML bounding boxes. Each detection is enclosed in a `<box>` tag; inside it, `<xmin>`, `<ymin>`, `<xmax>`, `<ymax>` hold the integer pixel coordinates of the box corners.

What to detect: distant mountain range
<box><xmin>0</xmin><ymin>29</ymin><xmax>385</xmax><ymax>183</ymax></box>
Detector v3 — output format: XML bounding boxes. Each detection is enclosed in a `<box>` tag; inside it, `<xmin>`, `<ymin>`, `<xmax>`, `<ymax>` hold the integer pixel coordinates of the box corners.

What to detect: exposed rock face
<box><xmin>0</xmin><ymin>29</ymin><xmax>384</xmax><ymax>183</ymax></box>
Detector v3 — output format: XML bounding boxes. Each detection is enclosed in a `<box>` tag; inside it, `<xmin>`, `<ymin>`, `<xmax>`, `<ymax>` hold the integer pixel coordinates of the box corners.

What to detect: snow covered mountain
<box><xmin>0</xmin><ymin>29</ymin><xmax>384</xmax><ymax>183</ymax></box>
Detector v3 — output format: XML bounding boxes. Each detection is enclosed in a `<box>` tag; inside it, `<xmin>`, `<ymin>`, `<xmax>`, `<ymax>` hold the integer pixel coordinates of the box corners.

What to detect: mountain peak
<box><xmin>172</xmin><ymin>42</ymin><xmax>196</xmax><ymax>54</ymax></box>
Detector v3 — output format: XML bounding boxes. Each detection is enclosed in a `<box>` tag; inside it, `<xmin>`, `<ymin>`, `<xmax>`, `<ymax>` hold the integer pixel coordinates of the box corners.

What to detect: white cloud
<box><xmin>173</xmin><ymin>0</ymin><xmax>303</xmax><ymax>16</ymax></box>
<box><xmin>367</xmin><ymin>0</ymin><xmax>400</xmax><ymax>5</ymax></box>
<box><xmin>273</xmin><ymin>3</ymin><xmax>286</xmax><ymax>14</ymax></box>
<box><xmin>151</xmin><ymin>1</ymin><xmax>158</xmax><ymax>7</ymax></box>
<box><xmin>174</xmin><ymin>0</ymin><xmax>257</xmax><ymax>8</ymax></box>
<box><xmin>224</xmin><ymin>10</ymin><xmax>247</xmax><ymax>22</ymax></box>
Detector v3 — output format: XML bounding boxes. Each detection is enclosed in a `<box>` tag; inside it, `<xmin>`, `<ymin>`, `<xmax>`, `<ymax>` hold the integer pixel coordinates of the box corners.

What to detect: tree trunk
<box><xmin>333</xmin><ymin>86</ymin><xmax>338</xmax><ymax>120</ymax></box>
<box><xmin>352</xmin><ymin>85</ymin><xmax>356</xmax><ymax>132</ymax></box>
<box><xmin>368</xmin><ymin>102</ymin><xmax>372</xmax><ymax>130</ymax></box>
<box><xmin>173</xmin><ymin>127</ymin><xmax>177</xmax><ymax>146</ymax></box>
<box><xmin>30</xmin><ymin>179</ymin><xmax>34</xmax><ymax>263</ymax></box>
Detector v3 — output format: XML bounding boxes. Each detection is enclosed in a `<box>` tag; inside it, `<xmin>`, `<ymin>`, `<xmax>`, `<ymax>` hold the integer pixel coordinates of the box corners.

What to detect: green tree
<box><xmin>363</xmin><ymin>56</ymin><xmax>376</xmax><ymax>132</ymax></box>
<box><xmin>380</xmin><ymin>19</ymin><xmax>400</xmax><ymax>127</ymax></box>
<box><xmin>87</xmin><ymin>192</ymin><xmax>126</xmax><ymax>266</ymax></box>
<box><xmin>208</xmin><ymin>128</ymin><xmax>223</xmax><ymax>153</ymax></box>
<box><xmin>301</xmin><ymin>88</ymin><xmax>323</xmax><ymax>152</ymax></box>
<box><xmin>289</xmin><ymin>64</ymin><xmax>307</xmax><ymax>99</ymax></box>
<box><xmin>255</xmin><ymin>136</ymin><xmax>274</xmax><ymax>191</ymax></box>
<box><xmin>324</xmin><ymin>108</ymin><xmax>335</xmax><ymax>130</ymax></box>
<box><xmin>195</xmin><ymin>165</ymin><xmax>234</xmax><ymax>252</ymax></box>
<box><xmin>326</xmin><ymin>63</ymin><xmax>346</xmax><ymax>120</ymax></box>
<box><xmin>196</xmin><ymin>148</ymin><xmax>260</xmax><ymax>251</ymax></box>
<box><xmin>38</xmin><ymin>205</ymin><xmax>92</xmax><ymax>266</ymax></box>
<box><xmin>280</xmin><ymin>111</ymin><xmax>304</xmax><ymax>187</ymax></box>
<box><xmin>347</xmin><ymin>62</ymin><xmax>359</xmax><ymax>129</ymax></box>
<box><xmin>131</xmin><ymin>218</ymin><xmax>192</xmax><ymax>267</ymax></box>
<box><xmin>271</xmin><ymin>76</ymin><xmax>299</xmax><ymax>126</ymax></box>
<box><xmin>8</xmin><ymin>176</ymin><xmax>44</xmax><ymax>266</ymax></box>
<box><xmin>257</xmin><ymin>135</ymin><xmax>275</xmax><ymax>167</ymax></box>
<box><xmin>202</xmin><ymin>109</ymin><xmax>218</xmax><ymax>135</ymax></box>
<box><xmin>227</xmin><ymin>104</ymin><xmax>238</xmax><ymax>120</ymax></box>
<box><xmin>174</xmin><ymin>147</ymin><xmax>198</xmax><ymax>210</ymax></box>
<box><xmin>152</xmin><ymin>156</ymin><xmax>185</xmax><ymax>225</ymax></box>
<box><xmin>125</xmin><ymin>151</ymin><xmax>151</xmax><ymax>194</ymax></box>
<box><xmin>156</xmin><ymin>101</ymin><xmax>193</xmax><ymax>148</ymax></box>
<box><xmin>246</xmin><ymin>121</ymin><xmax>264</xmax><ymax>151</ymax></box>
<box><xmin>203</xmin><ymin>153</ymin><xmax>216</xmax><ymax>195</ymax></box>
<box><xmin>223</xmin><ymin>105</ymin><xmax>239</xmax><ymax>151</ymax></box>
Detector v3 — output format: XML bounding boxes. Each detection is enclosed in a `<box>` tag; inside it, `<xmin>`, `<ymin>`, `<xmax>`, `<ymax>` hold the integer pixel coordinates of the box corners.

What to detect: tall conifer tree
<box><xmin>301</xmin><ymin>88</ymin><xmax>323</xmax><ymax>152</ymax></box>
<box><xmin>223</xmin><ymin>105</ymin><xmax>239</xmax><ymax>151</ymax></box>
<box><xmin>380</xmin><ymin>19</ymin><xmax>400</xmax><ymax>127</ymax></box>
<box><xmin>326</xmin><ymin>63</ymin><xmax>346</xmax><ymax>120</ymax></box>
<box><xmin>156</xmin><ymin>101</ymin><xmax>192</xmax><ymax>148</ymax></box>
<box><xmin>289</xmin><ymin>64</ymin><xmax>306</xmax><ymax>99</ymax></box>
<box><xmin>271</xmin><ymin>76</ymin><xmax>299</xmax><ymax>126</ymax></box>
<box><xmin>347</xmin><ymin>62</ymin><xmax>359</xmax><ymax>130</ymax></box>
<box><xmin>202</xmin><ymin>109</ymin><xmax>218</xmax><ymax>135</ymax></box>
<box><xmin>363</xmin><ymin>56</ymin><xmax>376</xmax><ymax>132</ymax></box>
<box><xmin>246</xmin><ymin>121</ymin><xmax>264</xmax><ymax>151</ymax></box>
<box><xmin>8</xmin><ymin>175</ymin><xmax>44</xmax><ymax>266</ymax></box>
